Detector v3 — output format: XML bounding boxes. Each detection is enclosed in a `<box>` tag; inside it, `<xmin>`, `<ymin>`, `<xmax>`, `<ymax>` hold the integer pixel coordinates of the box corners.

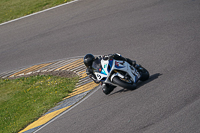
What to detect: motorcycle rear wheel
<box><xmin>112</xmin><ymin>76</ymin><xmax>136</xmax><ymax>90</ymax></box>
<box><xmin>138</xmin><ymin>67</ymin><xmax>149</xmax><ymax>81</ymax></box>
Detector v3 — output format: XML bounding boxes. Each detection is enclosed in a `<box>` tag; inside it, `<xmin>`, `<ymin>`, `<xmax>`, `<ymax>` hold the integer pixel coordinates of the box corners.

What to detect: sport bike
<box><xmin>92</xmin><ymin>57</ymin><xmax>149</xmax><ymax>95</ymax></box>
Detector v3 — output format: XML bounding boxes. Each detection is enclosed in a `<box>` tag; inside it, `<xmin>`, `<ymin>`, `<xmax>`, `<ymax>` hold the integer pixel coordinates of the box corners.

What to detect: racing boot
<box><xmin>130</xmin><ymin>60</ymin><xmax>141</xmax><ymax>70</ymax></box>
<box><xmin>134</xmin><ymin>64</ymin><xmax>140</xmax><ymax>69</ymax></box>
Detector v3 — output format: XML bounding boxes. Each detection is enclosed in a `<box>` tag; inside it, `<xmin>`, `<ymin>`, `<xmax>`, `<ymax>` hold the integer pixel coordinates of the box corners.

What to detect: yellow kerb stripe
<box><xmin>77</xmin><ymin>70</ymin><xmax>86</xmax><ymax>75</ymax></box>
<box><xmin>10</xmin><ymin>63</ymin><xmax>52</xmax><ymax>77</ymax></box>
<box><xmin>63</xmin><ymin>61</ymin><xmax>84</xmax><ymax>70</ymax></box>
<box><xmin>77</xmin><ymin>70</ymin><xmax>88</xmax><ymax>79</ymax></box>
<box><xmin>64</xmin><ymin>82</ymin><xmax>99</xmax><ymax>99</ymax></box>
<box><xmin>80</xmin><ymin>72</ymin><xmax>88</xmax><ymax>79</ymax></box>
<box><xmin>19</xmin><ymin>106</ymin><xmax>71</xmax><ymax>133</ymax></box>
<box><xmin>62</xmin><ymin>59</ymin><xmax>83</xmax><ymax>70</ymax></box>
<box><xmin>55</xmin><ymin>58</ymin><xmax>83</xmax><ymax>71</ymax></box>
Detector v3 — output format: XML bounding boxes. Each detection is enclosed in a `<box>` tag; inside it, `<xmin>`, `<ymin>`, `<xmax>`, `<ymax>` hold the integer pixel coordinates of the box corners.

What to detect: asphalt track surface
<box><xmin>1</xmin><ymin>0</ymin><xmax>200</xmax><ymax>132</ymax></box>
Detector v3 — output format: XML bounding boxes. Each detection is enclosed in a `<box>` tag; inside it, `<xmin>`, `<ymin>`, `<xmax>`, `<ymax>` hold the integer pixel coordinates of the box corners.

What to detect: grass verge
<box><xmin>0</xmin><ymin>75</ymin><xmax>78</xmax><ymax>133</ymax></box>
<box><xmin>0</xmin><ymin>0</ymin><xmax>72</xmax><ymax>24</ymax></box>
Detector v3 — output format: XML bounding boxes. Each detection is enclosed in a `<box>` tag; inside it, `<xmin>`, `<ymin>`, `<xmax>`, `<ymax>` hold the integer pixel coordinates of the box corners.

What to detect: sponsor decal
<box><xmin>115</xmin><ymin>61</ymin><xmax>125</xmax><ymax>68</ymax></box>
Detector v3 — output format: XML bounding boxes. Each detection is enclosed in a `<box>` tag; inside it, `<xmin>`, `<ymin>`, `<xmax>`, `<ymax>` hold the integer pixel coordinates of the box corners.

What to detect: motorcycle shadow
<box><xmin>110</xmin><ymin>73</ymin><xmax>162</xmax><ymax>95</ymax></box>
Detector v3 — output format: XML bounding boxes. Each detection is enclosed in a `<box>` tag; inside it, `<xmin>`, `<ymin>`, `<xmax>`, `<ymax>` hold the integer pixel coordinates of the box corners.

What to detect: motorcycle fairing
<box><xmin>115</xmin><ymin>61</ymin><xmax>125</xmax><ymax>68</ymax></box>
<box><xmin>101</xmin><ymin>68</ymin><xmax>107</xmax><ymax>75</ymax></box>
<box><xmin>93</xmin><ymin>59</ymin><xmax>141</xmax><ymax>84</ymax></box>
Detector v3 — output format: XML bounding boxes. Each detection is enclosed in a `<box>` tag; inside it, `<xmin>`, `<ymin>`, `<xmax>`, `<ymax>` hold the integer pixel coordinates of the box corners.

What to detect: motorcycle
<box><xmin>92</xmin><ymin>56</ymin><xmax>149</xmax><ymax>95</ymax></box>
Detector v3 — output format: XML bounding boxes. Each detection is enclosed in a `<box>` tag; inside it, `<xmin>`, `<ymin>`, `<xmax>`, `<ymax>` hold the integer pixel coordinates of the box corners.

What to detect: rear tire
<box><xmin>138</xmin><ymin>67</ymin><xmax>149</xmax><ymax>81</ymax></box>
<box><xmin>112</xmin><ymin>76</ymin><xmax>136</xmax><ymax>90</ymax></box>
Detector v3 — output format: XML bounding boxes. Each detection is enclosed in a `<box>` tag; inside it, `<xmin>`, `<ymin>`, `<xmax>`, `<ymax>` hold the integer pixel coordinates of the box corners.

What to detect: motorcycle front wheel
<box><xmin>112</xmin><ymin>76</ymin><xmax>136</xmax><ymax>90</ymax></box>
<box><xmin>102</xmin><ymin>84</ymin><xmax>116</xmax><ymax>95</ymax></box>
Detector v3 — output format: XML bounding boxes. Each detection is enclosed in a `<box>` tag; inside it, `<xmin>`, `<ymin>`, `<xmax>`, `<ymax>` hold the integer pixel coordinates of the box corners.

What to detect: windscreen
<box><xmin>92</xmin><ymin>59</ymin><xmax>102</xmax><ymax>72</ymax></box>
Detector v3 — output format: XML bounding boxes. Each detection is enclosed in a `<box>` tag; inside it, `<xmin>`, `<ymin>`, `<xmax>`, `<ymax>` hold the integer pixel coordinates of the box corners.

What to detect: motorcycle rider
<box><xmin>83</xmin><ymin>53</ymin><xmax>139</xmax><ymax>94</ymax></box>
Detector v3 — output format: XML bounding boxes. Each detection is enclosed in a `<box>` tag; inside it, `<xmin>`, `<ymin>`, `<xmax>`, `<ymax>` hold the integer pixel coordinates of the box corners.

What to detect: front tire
<box><xmin>102</xmin><ymin>84</ymin><xmax>115</xmax><ymax>95</ymax></box>
<box><xmin>112</xmin><ymin>76</ymin><xmax>136</xmax><ymax>90</ymax></box>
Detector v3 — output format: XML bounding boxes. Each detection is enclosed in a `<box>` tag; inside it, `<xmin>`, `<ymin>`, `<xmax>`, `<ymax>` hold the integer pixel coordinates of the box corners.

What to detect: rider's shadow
<box><xmin>110</xmin><ymin>73</ymin><xmax>162</xmax><ymax>95</ymax></box>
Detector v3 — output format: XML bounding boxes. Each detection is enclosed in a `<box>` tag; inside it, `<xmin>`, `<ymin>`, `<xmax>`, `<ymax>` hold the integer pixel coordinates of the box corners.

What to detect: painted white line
<box><xmin>33</xmin><ymin>85</ymin><xmax>100</xmax><ymax>133</ymax></box>
<box><xmin>0</xmin><ymin>0</ymin><xmax>80</xmax><ymax>26</ymax></box>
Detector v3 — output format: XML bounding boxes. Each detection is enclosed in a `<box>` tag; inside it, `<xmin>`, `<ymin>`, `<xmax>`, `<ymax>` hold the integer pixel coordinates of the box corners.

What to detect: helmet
<box><xmin>83</xmin><ymin>54</ymin><xmax>95</xmax><ymax>67</ymax></box>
